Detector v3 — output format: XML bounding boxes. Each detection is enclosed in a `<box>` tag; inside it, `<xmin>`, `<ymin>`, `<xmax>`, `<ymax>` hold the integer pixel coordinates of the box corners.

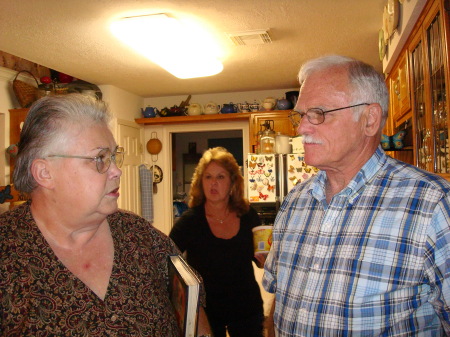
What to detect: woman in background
<box><xmin>170</xmin><ymin>147</ymin><xmax>265</xmax><ymax>337</ymax></box>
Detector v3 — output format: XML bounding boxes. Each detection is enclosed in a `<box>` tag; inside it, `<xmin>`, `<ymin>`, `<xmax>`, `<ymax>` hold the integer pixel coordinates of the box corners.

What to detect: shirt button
<box><xmin>314</xmin><ymin>263</ymin><xmax>320</xmax><ymax>269</ymax></box>
<box><xmin>111</xmin><ymin>314</ymin><xmax>118</xmax><ymax>322</ymax></box>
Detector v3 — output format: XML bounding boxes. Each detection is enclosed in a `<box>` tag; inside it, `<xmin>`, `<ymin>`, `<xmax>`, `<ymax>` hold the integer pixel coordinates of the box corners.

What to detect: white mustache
<box><xmin>302</xmin><ymin>135</ymin><xmax>323</xmax><ymax>145</ymax></box>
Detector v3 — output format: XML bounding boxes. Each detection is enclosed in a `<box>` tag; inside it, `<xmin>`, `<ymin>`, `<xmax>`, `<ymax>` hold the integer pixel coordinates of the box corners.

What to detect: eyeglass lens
<box><xmin>289</xmin><ymin>109</ymin><xmax>324</xmax><ymax>126</ymax></box>
<box><xmin>96</xmin><ymin>147</ymin><xmax>124</xmax><ymax>173</ymax></box>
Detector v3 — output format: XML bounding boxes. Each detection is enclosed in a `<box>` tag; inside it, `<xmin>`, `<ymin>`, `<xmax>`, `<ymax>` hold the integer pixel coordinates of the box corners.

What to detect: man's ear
<box><xmin>364</xmin><ymin>103</ymin><xmax>383</xmax><ymax>136</ymax></box>
<box><xmin>31</xmin><ymin>159</ymin><xmax>54</xmax><ymax>189</ymax></box>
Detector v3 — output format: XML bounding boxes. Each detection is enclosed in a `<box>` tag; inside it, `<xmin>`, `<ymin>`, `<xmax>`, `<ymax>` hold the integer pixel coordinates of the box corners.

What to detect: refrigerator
<box><xmin>247</xmin><ymin>153</ymin><xmax>319</xmax><ymax>225</ymax></box>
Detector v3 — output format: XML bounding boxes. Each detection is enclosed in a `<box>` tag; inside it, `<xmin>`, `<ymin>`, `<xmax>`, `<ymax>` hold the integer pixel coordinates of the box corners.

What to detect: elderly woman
<box><xmin>0</xmin><ymin>94</ymin><xmax>210</xmax><ymax>336</ymax></box>
<box><xmin>170</xmin><ymin>147</ymin><xmax>265</xmax><ymax>337</ymax></box>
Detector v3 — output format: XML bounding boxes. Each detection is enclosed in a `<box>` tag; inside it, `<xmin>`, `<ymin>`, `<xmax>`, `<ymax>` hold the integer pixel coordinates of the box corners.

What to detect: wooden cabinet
<box><xmin>385</xmin><ymin>0</ymin><xmax>450</xmax><ymax>179</ymax></box>
<box><xmin>389</xmin><ymin>51</ymin><xmax>411</xmax><ymax>128</ymax></box>
<box><xmin>408</xmin><ymin>0</ymin><xmax>450</xmax><ymax>177</ymax></box>
<box><xmin>249</xmin><ymin>110</ymin><xmax>296</xmax><ymax>152</ymax></box>
<box><xmin>385</xmin><ymin>51</ymin><xmax>414</xmax><ymax>165</ymax></box>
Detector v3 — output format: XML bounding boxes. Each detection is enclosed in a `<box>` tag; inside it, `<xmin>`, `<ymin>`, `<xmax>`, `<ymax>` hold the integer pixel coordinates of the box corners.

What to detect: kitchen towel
<box><xmin>139</xmin><ymin>164</ymin><xmax>153</xmax><ymax>222</ymax></box>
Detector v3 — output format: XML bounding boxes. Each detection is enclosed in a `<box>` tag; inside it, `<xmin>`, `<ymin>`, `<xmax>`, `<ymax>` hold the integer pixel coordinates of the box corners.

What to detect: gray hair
<box><xmin>13</xmin><ymin>94</ymin><xmax>111</xmax><ymax>193</ymax></box>
<box><xmin>298</xmin><ymin>55</ymin><xmax>389</xmax><ymax>125</ymax></box>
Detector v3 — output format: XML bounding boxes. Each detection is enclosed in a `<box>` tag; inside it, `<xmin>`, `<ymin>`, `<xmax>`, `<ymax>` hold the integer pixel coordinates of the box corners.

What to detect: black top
<box><xmin>169</xmin><ymin>205</ymin><xmax>263</xmax><ymax>321</ymax></box>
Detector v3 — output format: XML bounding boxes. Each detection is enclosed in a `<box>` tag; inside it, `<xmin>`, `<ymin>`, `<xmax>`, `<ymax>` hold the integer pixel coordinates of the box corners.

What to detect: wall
<box><xmin>383</xmin><ymin>0</ymin><xmax>427</xmax><ymax>74</ymax></box>
<box><xmin>98</xmin><ymin>84</ymin><xmax>143</xmax><ymax>121</ymax></box>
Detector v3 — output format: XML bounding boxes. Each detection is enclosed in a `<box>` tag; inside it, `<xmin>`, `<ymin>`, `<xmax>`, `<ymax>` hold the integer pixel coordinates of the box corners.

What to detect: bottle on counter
<box><xmin>260</xmin><ymin>120</ymin><xmax>276</xmax><ymax>154</ymax></box>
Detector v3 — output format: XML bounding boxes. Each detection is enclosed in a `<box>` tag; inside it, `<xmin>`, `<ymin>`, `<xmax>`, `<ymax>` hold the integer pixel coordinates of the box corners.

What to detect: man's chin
<box><xmin>303</xmin><ymin>154</ymin><xmax>319</xmax><ymax>168</ymax></box>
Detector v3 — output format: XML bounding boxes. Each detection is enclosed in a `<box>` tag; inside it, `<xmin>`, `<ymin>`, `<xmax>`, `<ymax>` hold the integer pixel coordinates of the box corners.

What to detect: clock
<box><xmin>387</xmin><ymin>0</ymin><xmax>400</xmax><ymax>37</ymax></box>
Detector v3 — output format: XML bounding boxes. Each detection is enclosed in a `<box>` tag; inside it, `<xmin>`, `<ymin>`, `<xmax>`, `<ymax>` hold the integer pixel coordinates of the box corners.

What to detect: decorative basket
<box><xmin>12</xmin><ymin>70</ymin><xmax>39</xmax><ymax>108</ymax></box>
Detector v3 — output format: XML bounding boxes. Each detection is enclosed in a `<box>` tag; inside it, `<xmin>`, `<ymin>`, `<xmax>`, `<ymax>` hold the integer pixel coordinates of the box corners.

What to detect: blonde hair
<box><xmin>188</xmin><ymin>147</ymin><xmax>249</xmax><ymax>216</ymax></box>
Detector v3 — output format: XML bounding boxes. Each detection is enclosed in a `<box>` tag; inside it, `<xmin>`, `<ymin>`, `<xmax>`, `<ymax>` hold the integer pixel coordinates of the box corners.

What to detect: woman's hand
<box><xmin>254</xmin><ymin>253</ymin><xmax>267</xmax><ymax>269</ymax></box>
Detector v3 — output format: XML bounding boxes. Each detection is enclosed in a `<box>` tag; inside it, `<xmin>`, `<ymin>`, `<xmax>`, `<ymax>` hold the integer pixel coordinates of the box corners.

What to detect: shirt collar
<box><xmin>311</xmin><ymin>146</ymin><xmax>387</xmax><ymax>202</ymax></box>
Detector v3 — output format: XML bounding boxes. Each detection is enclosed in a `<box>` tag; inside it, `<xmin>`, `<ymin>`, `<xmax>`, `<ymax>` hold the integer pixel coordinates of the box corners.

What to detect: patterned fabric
<box><xmin>139</xmin><ymin>164</ymin><xmax>153</xmax><ymax>221</ymax></box>
<box><xmin>0</xmin><ymin>202</ymin><xmax>181</xmax><ymax>336</ymax></box>
<box><xmin>263</xmin><ymin>147</ymin><xmax>450</xmax><ymax>336</ymax></box>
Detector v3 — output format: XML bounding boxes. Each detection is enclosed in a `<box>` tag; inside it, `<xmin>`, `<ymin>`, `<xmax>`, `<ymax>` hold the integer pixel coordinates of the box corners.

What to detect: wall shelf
<box><xmin>135</xmin><ymin>112</ymin><xmax>254</xmax><ymax>125</ymax></box>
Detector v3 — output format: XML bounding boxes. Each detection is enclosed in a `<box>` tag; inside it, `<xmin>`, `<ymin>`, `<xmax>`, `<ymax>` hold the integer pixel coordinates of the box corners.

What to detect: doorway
<box><xmin>172</xmin><ymin>130</ymin><xmax>243</xmax><ymax>197</ymax></box>
<box><xmin>163</xmin><ymin>120</ymin><xmax>249</xmax><ymax>226</ymax></box>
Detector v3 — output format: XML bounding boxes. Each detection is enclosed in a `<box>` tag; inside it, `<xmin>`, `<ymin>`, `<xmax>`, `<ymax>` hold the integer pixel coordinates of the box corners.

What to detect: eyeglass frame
<box><xmin>47</xmin><ymin>146</ymin><xmax>125</xmax><ymax>174</ymax></box>
<box><xmin>288</xmin><ymin>103</ymin><xmax>371</xmax><ymax>126</ymax></box>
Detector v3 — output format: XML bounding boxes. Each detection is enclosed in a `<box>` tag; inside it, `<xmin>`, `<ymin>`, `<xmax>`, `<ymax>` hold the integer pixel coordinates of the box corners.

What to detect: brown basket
<box><xmin>12</xmin><ymin>70</ymin><xmax>39</xmax><ymax>108</ymax></box>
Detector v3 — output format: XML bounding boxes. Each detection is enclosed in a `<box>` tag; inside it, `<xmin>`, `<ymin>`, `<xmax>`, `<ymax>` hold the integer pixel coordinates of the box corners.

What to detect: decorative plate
<box><xmin>379</xmin><ymin>29</ymin><xmax>386</xmax><ymax>61</ymax></box>
<box><xmin>387</xmin><ymin>0</ymin><xmax>400</xmax><ymax>37</ymax></box>
<box><xmin>383</xmin><ymin>5</ymin><xmax>389</xmax><ymax>43</ymax></box>
<box><xmin>149</xmin><ymin>165</ymin><xmax>163</xmax><ymax>183</ymax></box>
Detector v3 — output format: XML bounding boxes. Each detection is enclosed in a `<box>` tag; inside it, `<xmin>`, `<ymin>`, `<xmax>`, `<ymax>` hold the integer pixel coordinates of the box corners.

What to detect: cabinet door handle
<box><xmin>423</xmin><ymin>130</ymin><xmax>432</xmax><ymax>163</ymax></box>
<box><xmin>394</xmin><ymin>78</ymin><xmax>400</xmax><ymax>98</ymax></box>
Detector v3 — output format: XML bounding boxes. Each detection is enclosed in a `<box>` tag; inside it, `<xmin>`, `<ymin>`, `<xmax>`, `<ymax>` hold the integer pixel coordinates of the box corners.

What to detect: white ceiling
<box><xmin>0</xmin><ymin>0</ymin><xmax>385</xmax><ymax>98</ymax></box>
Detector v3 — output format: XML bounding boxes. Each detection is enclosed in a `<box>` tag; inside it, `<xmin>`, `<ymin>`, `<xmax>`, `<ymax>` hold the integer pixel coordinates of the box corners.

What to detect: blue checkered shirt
<box><xmin>263</xmin><ymin>147</ymin><xmax>450</xmax><ymax>336</ymax></box>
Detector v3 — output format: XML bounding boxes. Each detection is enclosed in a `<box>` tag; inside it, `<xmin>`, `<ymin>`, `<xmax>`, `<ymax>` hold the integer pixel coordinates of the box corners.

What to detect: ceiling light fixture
<box><xmin>110</xmin><ymin>14</ymin><xmax>224</xmax><ymax>79</ymax></box>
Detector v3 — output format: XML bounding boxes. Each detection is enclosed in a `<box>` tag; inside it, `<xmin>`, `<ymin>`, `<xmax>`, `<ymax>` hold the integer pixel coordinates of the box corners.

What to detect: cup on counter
<box><xmin>252</xmin><ymin>225</ymin><xmax>273</xmax><ymax>255</ymax></box>
<box><xmin>275</xmin><ymin>133</ymin><xmax>291</xmax><ymax>154</ymax></box>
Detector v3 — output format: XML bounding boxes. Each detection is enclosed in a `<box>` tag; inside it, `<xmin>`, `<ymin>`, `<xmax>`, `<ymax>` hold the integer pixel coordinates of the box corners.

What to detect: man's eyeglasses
<box><xmin>48</xmin><ymin>146</ymin><xmax>125</xmax><ymax>174</ymax></box>
<box><xmin>288</xmin><ymin>103</ymin><xmax>370</xmax><ymax>126</ymax></box>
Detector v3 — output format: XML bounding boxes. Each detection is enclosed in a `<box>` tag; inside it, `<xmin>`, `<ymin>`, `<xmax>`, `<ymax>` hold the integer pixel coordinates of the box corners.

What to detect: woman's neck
<box><xmin>205</xmin><ymin>200</ymin><xmax>231</xmax><ymax>220</ymax></box>
<box><xmin>204</xmin><ymin>200</ymin><xmax>228</xmax><ymax>213</ymax></box>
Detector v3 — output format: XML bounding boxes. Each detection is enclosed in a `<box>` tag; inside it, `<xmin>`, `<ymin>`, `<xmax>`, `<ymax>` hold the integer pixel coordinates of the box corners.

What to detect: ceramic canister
<box><xmin>204</xmin><ymin>102</ymin><xmax>219</xmax><ymax>114</ymax></box>
<box><xmin>275</xmin><ymin>133</ymin><xmax>291</xmax><ymax>154</ymax></box>
<box><xmin>187</xmin><ymin>103</ymin><xmax>202</xmax><ymax>116</ymax></box>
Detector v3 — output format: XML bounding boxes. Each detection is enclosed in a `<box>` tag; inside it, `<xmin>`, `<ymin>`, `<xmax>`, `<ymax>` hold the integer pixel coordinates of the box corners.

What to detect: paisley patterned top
<box><xmin>0</xmin><ymin>202</ymin><xmax>182</xmax><ymax>336</ymax></box>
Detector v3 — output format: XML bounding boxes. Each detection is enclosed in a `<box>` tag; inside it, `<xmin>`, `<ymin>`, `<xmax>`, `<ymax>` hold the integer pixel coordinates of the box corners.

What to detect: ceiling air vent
<box><xmin>227</xmin><ymin>29</ymin><xmax>272</xmax><ymax>46</ymax></box>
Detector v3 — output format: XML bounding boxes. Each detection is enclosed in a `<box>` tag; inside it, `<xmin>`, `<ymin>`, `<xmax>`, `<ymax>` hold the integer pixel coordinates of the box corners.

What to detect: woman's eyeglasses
<box><xmin>48</xmin><ymin>146</ymin><xmax>125</xmax><ymax>173</ymax></box>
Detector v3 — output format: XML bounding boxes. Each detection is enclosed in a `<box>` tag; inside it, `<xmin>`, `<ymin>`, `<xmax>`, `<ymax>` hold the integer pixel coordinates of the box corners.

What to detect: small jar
<box><xmin>54</xmin><ymin>83</ymin><xmax>68</xmax><ymax>95</ymax></box>
<box><xmin>37</xmin><ymin>83</ymin><xmax>54</xmax><ymax>99</ymax></box>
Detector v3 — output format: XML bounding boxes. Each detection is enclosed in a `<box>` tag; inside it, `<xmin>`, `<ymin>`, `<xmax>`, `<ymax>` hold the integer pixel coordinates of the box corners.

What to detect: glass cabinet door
<box><xmin>411</xmin><ymin>39</ymin><xmax>429</xmax><ymax>170</ymax></box>
<box><xmin>427</xmin><ymin>13</ymin><xmax>449</xmax><ymax>173</ymax></box>
<box><xmin>410</xmin><ymin>5</ymin><xmax>449</xmax><ymax>174</ymax></box>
